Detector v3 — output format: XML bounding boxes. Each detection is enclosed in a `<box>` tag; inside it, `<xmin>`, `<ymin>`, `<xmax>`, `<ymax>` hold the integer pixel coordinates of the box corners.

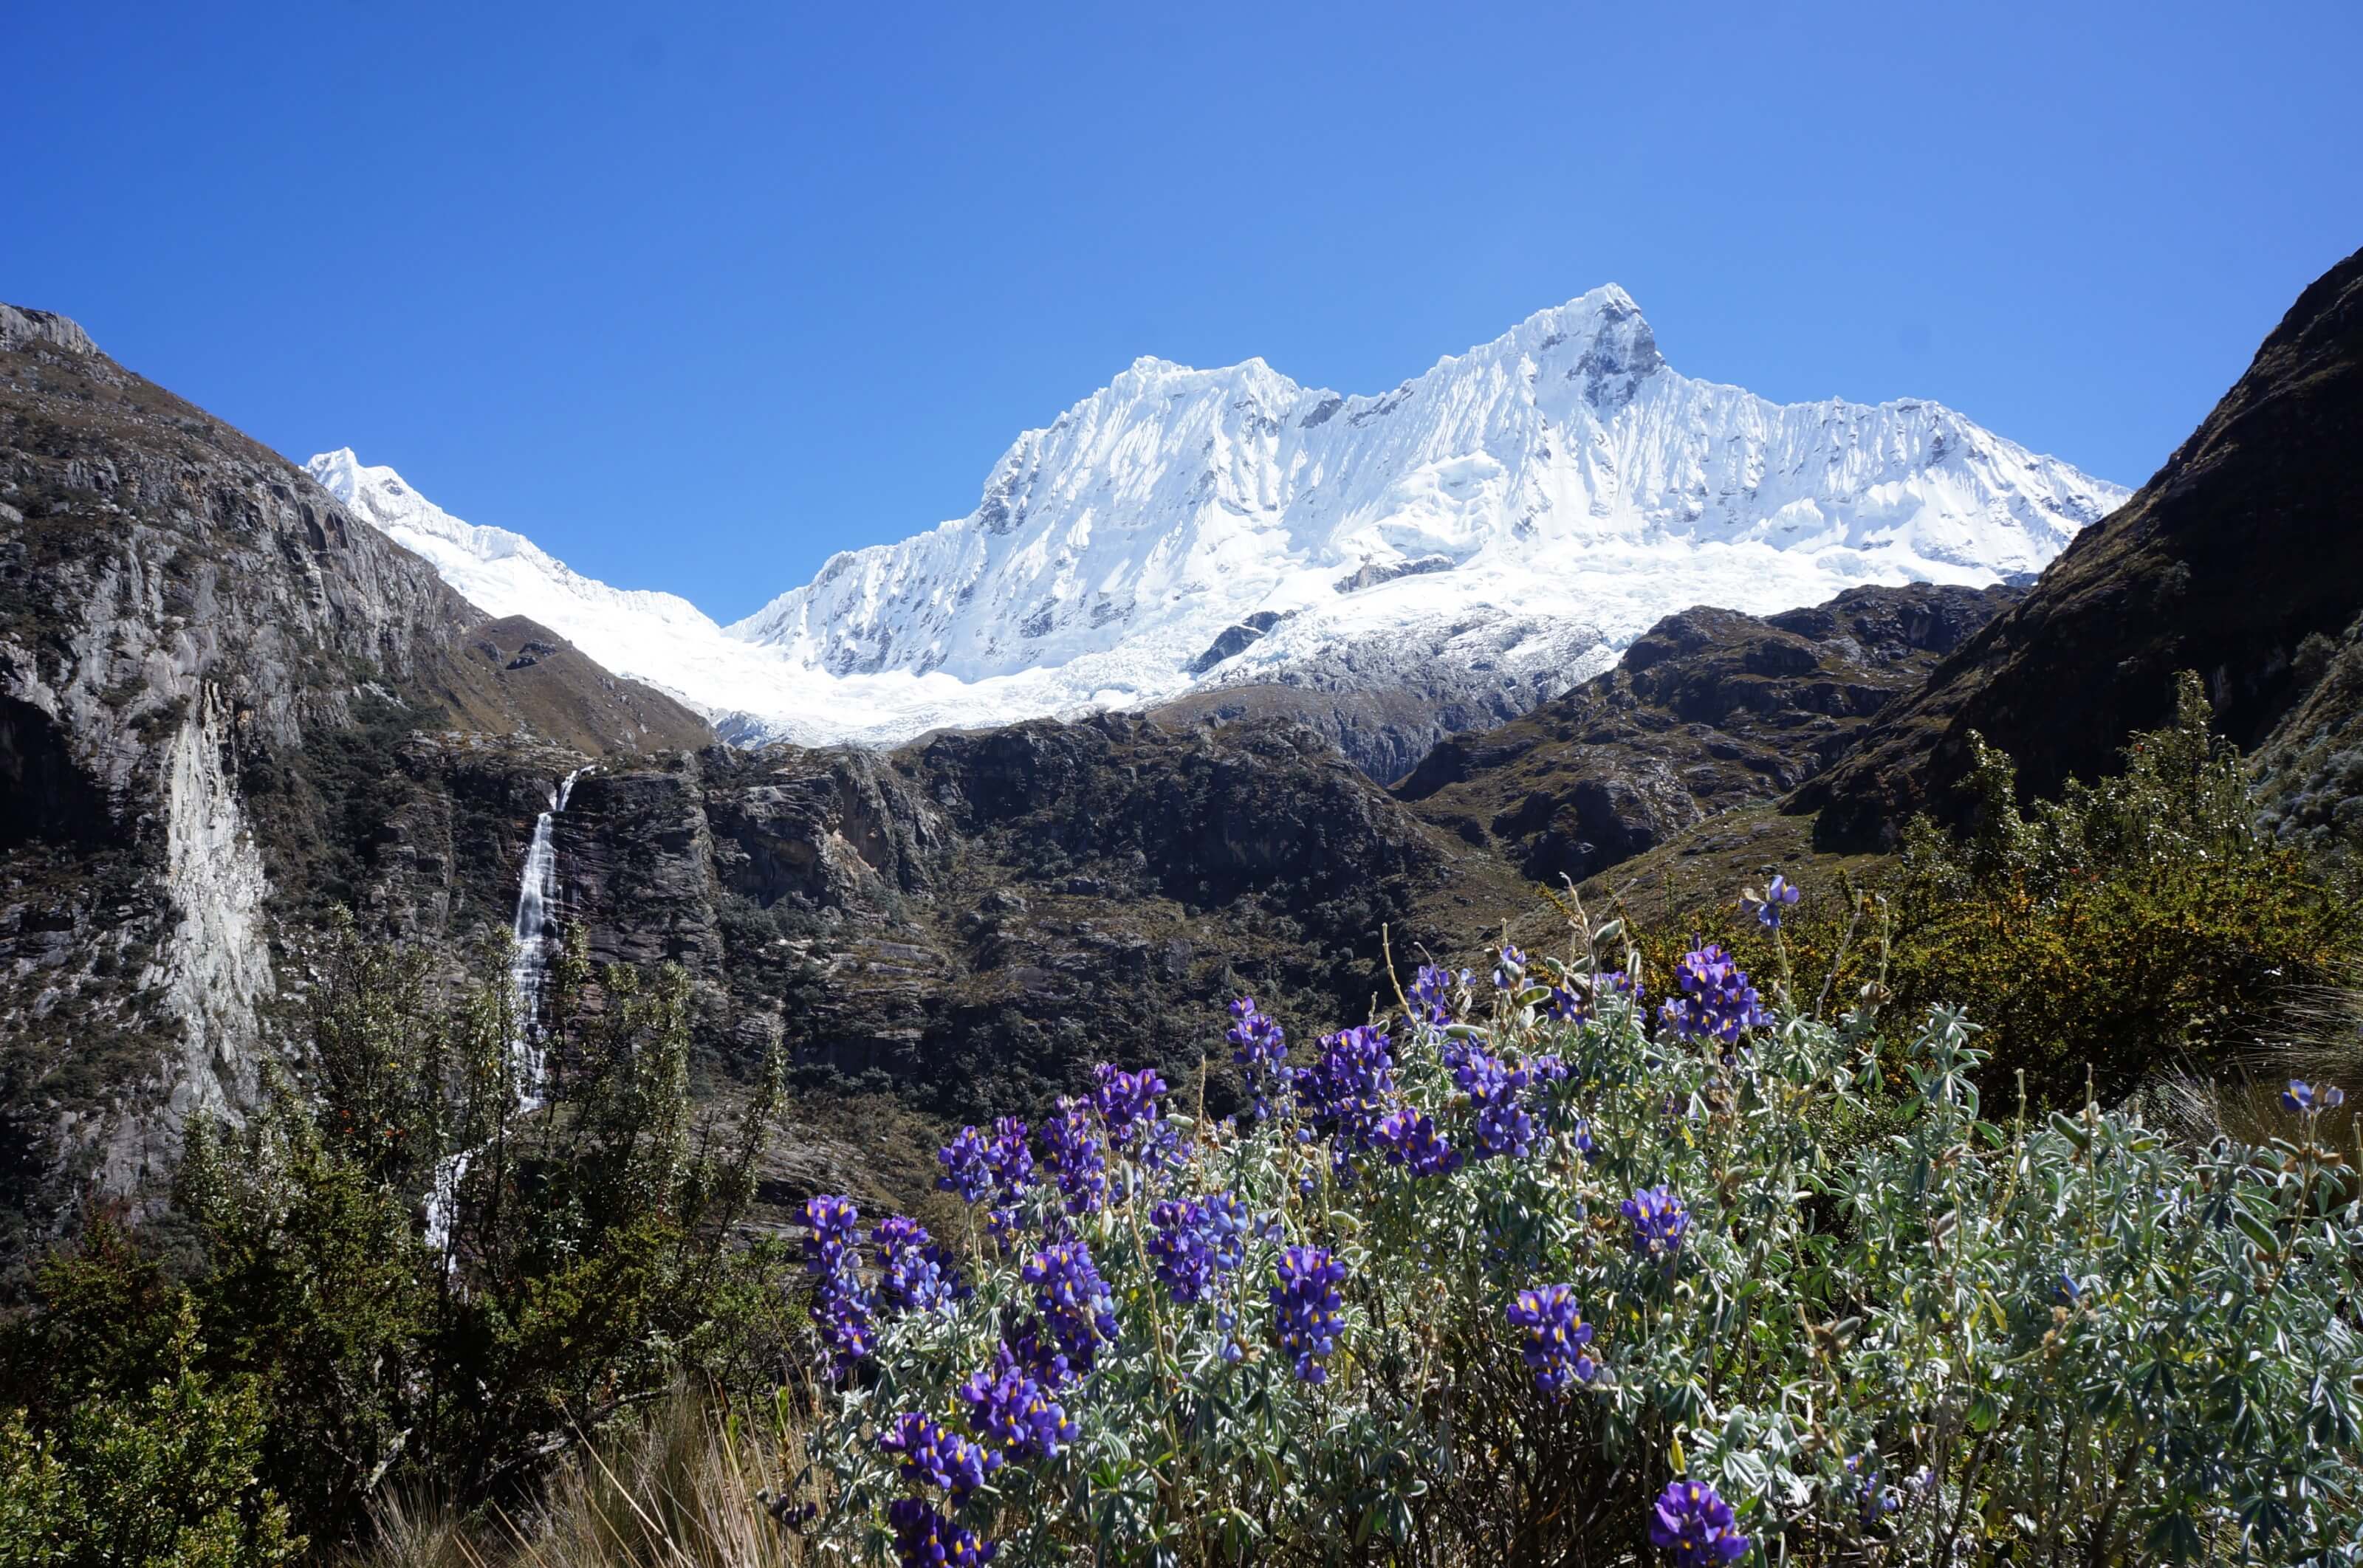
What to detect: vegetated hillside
<box><xmin>2250</xmin><ymin>606</ymin><xmax>2363</xmax><ymax>862</ymax></box>
<box><xmin>1803</xmin><ymin>246</ymin><xmax>2363</xmax><ymax>847</ymax></box>
<box><xmin>1391</xmin><ymin>583</ymin><xmax>2019</xmax><ymax>886</ymax></box>
<box><xmin>0</xmin><ymin>303</ymin><xmax>710</xmax><ymax>1248</ymax></box>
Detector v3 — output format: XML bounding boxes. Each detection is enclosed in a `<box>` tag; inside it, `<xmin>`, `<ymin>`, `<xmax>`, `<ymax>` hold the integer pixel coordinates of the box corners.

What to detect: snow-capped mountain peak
<box><xmin>313</xmin><ymin>286</ymin><xmax>2127</xmax><ymax>769</ymax></box>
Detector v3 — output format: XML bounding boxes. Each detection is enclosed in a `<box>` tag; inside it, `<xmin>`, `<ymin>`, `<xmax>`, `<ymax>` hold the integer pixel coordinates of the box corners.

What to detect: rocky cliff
<box><xmin>1803</xmin><ymin>247</ymin><xmax>2363</xmax><ymax>846</ymax></box>
<box><xmin>349</xmin><ymin>715</ymin><xmax>1529</xmax><ymax>1137</ymax></box>
<box><xmin>0</xmin><ymin>309</ymin><xmax>710</xmax><ymax>1249</ymax></box>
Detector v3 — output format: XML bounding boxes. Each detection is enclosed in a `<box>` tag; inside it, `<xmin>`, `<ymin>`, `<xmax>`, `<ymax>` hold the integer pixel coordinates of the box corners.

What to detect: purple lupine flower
<box><xmin>887</xmin><ymin>1497</ymin><xmax>997</xmax><ymax>1568</ymax></box>
<box><xmin>803</xmin><ymin>1194</ymin><xmax>875</xmax><ymax>1377</ymax></box>
<box><xmin>1745</xmin><ymin>873</ymin><xmax>1801</xmax><ymax>930</ymax></box>
<box><xmin>1003</xmin><ymin>1316</ymin><xmax>1073</xmax><ymax>1388</ymax></box>
<box><xmin>804</xmin><ymin>1194</ymin><xmax>862</xmax><ymax>1276</ymax></box>
<box><xmin>1022</xmin><ymin>1241</ymin><xmax>1119</xmax><ymax>1372</ymax></box>
<box><xmin>1623</xmin><ymin>1185</ymin><xmax>1690</xmax><ymax>1260</ymax></box>
<box><xmin>1141</xmin><ymin>1116</ymin><xmax>1192</xmax><ymax>1172</ymax></box>
<box><xmin>1492</xmin><ymin>944</ymin><xmax>1529</xmax><ymax>991</ymax></box>
<box><xmin>1373</xmin><ymin>1104</ymin><xmax>1462</xmax><ymax>1177</ymax></box>
<box><xmin>1456</xmin><ymin>1046</ymin><xmax>1540</xmax><ymax>1160</ymax></box>
<box><xmin>1091</xmin><ymin>1062</ymin><xmax>1168</xmax><ymax>1150</ymax></box>
<box><xmin>984</xmin><ymin>1117</ymin><xmax>1035</xmax><ymax>1192</ymax></box>
<box><xmin>1148</xmin><ymin>1193</ymin><xmax>1252</xmax><ymax>1304</ymax></box>
<box><xmin>1648</xmin><ymin>1478</ymin><xmax>1750</xmax><ymax>1562</ymax></box>
<box><xmin>879</xmin><ymin>1411</ymin><xmax>996</xmax><ymax>1498</ymax></box>
<box><xmin>1201</xmin><ymin>1191</ymin><xmax>1251</xmax><ymax>1269</ymax></box>
<box><xmin>812</xmin><ymin>1278</ymin><xmax>876</xmax><ymax>1376</ymax></box>
<box><xmin>1294</xmin><ymin>1024</ymin><xmax>1396</xmax><ymax>1163</ymax></box>
<box><xmin>2282</xmin><ymin>1079</ymin><xmax>2347</xmax><ymax>1113</ymax></box>
<box><xmin>1571</xmin><ymin>1117</ymin><xmax>1598</xmax><ymax>1163</ymax></box>
<box><xmin>1658</xmin><ymin>943</ymin><xmax>1769</xmax><ymax>1045</ymax></box>
<box><xmin>1408</xmin><ymin>964</ymin><xmax>1467</xmax><ymax>1028</ymax></box>
<box><xmin>1845</xmin><ymin>1454</ymin><xmax>1898</xmax><ymax>1527</ymax></box>
<box><xmin>1148</xmin><ymin>1197</ymin><xmax>1221</xmax><ymax>1303</ymax></box>
<box><xmin>936</xmin><ymin>1127</ymin><xmax>994</xmax><ymax>1203</ymax></box>
<box><xmin>1505</xmin><ymin>1283</ymin><xmax>1597</xmax><ymax>1397</ymax></box>
<box><xmin>1039</xmin><ymin>1098</ymin><xmax>1108</xmax><ymax>1215</ymax></box>
<box><xmin>1227</xmin><ymin>997</ymin><xmax>1292</xmax><ymax>1118</ymax></box>
<box><xmin>875</xmin><ymin>1216</ymin><xmax>956</xmax><ymax>1313</ymax></box>
<box><xmin>960</xmin><ymin>1349</ymin><xmax>1075</xmax><ymax>1462</ymax></box>
<box><xmin>1269</xmin><ymin>1245</ymin><xmax>1348</xmax><ymax>1383</ymax></box>
<box><xmin>1546</xmin><ymin>986</ymin><xmax>1585</xmax><ymax>1021</ymax></box>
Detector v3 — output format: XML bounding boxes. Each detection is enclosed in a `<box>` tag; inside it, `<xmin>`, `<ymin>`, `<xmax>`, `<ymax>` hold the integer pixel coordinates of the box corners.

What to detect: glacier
<box><xmin>310</xmin><ymin>284</ymin><xmax>2127</xmax><ymax>756</ymax></box>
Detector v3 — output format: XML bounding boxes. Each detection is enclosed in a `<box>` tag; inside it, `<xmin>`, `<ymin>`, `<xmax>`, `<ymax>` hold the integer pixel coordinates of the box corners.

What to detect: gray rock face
<box><xmin>1160</xmin><ymin>610</ymin><xmax>1615</xmax><ymax>783</ymax></box>
<box><xmin>0</xmin><ymin>309</ymin><xmax>711</xmax><ymax>1240</ymax></box>
<box><xmin>0</xmin><ymin>306</ymin><xmax>97</xmax><ymax>359</ymax></box>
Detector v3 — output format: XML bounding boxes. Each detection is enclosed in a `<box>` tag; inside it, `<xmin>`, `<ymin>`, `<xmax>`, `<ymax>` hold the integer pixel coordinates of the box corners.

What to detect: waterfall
<box><xmin>424</xmin><ymin>767</ymin><xmax>589</xmax><ymax>1259</ymax></box>
<box><xmin>505</xmin><ymin>766</ymin><xmax>585</xmax><ymax>1112</ymax></box>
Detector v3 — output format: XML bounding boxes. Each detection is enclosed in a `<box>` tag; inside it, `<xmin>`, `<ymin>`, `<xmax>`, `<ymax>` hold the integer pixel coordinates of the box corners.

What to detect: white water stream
<box><xmin>423</xmin><ymin>767</ymin><xmax>588</xmax><ymax>1258</ymax></box>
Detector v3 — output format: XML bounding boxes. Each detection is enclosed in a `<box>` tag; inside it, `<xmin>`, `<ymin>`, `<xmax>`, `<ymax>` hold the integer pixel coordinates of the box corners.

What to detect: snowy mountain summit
<box><xmin>312</xmin><ymin>285</ymin><xmax>2126</xmax><ymax>769</ymax></box>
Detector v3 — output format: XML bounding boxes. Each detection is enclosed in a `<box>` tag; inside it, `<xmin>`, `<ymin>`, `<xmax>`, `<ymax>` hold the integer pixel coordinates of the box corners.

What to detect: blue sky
<box><xmin>8</xmin><ymin>1</ymin><xmax>2358</xmax><ymax>620</ymax></box>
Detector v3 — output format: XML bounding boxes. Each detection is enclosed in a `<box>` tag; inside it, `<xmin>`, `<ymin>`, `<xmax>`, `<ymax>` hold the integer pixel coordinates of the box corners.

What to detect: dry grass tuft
<box><xmin>349</xmin><ymin>1393</ymin><xmax>819</xmax><ymax>1568</ymax></box>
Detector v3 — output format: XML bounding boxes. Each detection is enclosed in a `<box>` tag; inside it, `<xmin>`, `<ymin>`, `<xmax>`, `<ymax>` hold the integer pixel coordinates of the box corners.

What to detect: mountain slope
<box><xmin>0</xmin><ymin>306</ymin><xmax>708</xmax><ymax>1243</ymax></box>
<box><xmin>315</xmin><ymin>286</ymin><xmax>2123</xmax><ymax>771</ymax></box>
<box><xmin>1392</xmin><ymin>582</ymin><xmax>2020</xmax><ymax>885</ymax></box>
<box><xmin>1803</xmin><ymin>247</ymin><xmax>2363</xmax><ymax>846</ymax></box>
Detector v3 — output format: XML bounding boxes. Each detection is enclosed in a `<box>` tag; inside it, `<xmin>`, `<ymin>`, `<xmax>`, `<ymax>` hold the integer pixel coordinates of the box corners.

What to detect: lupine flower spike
<box><xmin>887</xmin><ymin>1497</ymin><xmax>997</xmax><ymax>1567</ymax></box>
<box><xmin>1270</xmin><ymin>1245</ymin><xmax>1349</xmax><ymax>1382</ymax></box>
<box><xmin>961</xmin><ymin>1345</ymin><xmax>1075</xmax><ymax>1461</ymax></box>
<box><xmin>879</xmin><ymin>1411</ymin><xmax>995</xmax><ymax>1498</ymax></box>
<box><xmin>1623</xmin><ymin>1185</ymin><xmax>1690</xmax><ymax>1259</ymax></box>
<box><xmin>1659</xmin><ymin>943</ymin><xmax>1769</xmax><ymax>1045</ymax></box>
<box><xmin>1506</xmin><ymin>1284</ymin><xmax>1596</xmax><ymax>1396</ymax></box>
<box><xmin>1648</xmin><ymin>1478</ymin><xmax>1750</xmax><ymax>1562</ymax></box>
<box><xmin>1227</xmin><ymin>998</ymin><xmax>1290</xmax><ymax>1118</ymax></box>
<box><xmin>803</xmin><ymin>1195</ymin><xmax>874</xmax><ymax>1378</ymax></box>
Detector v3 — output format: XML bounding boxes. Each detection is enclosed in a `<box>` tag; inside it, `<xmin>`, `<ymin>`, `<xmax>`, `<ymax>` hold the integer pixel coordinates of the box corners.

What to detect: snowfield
<box><xmin>310</xmin><ymin>285</ymin><xmax>2126</xmax><ymax>748</ymax></box>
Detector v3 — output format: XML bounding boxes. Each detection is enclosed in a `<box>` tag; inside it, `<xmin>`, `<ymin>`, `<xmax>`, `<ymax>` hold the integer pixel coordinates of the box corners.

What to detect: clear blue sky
<box><xmin>9</xmin><ymin>1</ymin><xmax>2358</xmax><ymax>620</ymax></box>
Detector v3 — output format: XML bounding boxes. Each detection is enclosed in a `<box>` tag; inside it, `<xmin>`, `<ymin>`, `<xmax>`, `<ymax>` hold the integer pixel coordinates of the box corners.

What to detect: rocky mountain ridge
<box><xmin>1394</xmin><ymin>582</ymin><xmax>2023</xmax><ymax>884</ymax></box>
<box><xmin>7</xmin><ymin>248</ymin><xmax>2359</xmax><ymax>1264</ymax></box>
<box><xmin>1803</xmin><ymin>246</ymin><xmax>2363</xmax><ymax>846</ymax></box>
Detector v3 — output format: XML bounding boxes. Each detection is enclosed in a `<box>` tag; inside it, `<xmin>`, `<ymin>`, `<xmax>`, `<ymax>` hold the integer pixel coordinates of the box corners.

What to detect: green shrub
<box><xmin>1634</xmin><ymin>673</ymin><xmax>2355</xmax><ymax>1107</ymax></box>
<box><xmin>2</xmin><ymin>919</ymin><xmax>793</xmax><ymax>1550</ymax></box>
<box><xmin>0</xmin><ymin>1304</ymin><xmax>299</xmax><ymax>1567</ymax></box>
<box><xmin>786</xmin><ymin>915</ymin><xmax>2363</xmax><ymax>1564</ymax></box>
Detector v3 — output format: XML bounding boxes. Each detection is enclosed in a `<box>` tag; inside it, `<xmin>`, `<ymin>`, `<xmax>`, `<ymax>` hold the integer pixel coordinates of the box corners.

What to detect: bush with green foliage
<box><xmin>0</xmin><ymin>918</ymin><xmax>792</xmax><ymax>1552</ymax></box>
<box><xmin>0</xmin><ymin>1287</ymin><xmax>298</xmax><ymax>1568</ymax></box>
<box><xmin>782</xmin><ymin>897</ymin><xmax>2363</xmax><ymax>1565</ymax></box>
<box><xmin>1637</xmin><ymin>673</ymin><xmax>2355</xmax><ymax>1109</ymax></box>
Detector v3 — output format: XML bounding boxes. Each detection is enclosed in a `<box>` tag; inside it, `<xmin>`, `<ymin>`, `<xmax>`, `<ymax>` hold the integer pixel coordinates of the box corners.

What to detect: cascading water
<box><xmin>504</xmin><ymin>766</ymin><xmax>583</xmax><ymax>1112</ymax></box>
<box><xmin>424</xmin><ymin>767</ymin><xmax>589</xmax><ymax>1258</ymax></box>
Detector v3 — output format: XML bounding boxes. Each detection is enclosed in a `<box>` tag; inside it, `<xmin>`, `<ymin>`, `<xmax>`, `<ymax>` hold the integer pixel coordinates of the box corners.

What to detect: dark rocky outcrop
<box><xmin>340</xmin><ymin>712</ymin><xmax>1528</xmax><ymax>1138</ymax></box>
<box><xmin>1391</xmin><ymin>584</ymin><xmax>2021</xmax><ymax>886</ymax></box>
<box><xmin>1804</xmin><ymin>247</ymin><xmax>2363</xmax><ymax>847</ymax></box>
